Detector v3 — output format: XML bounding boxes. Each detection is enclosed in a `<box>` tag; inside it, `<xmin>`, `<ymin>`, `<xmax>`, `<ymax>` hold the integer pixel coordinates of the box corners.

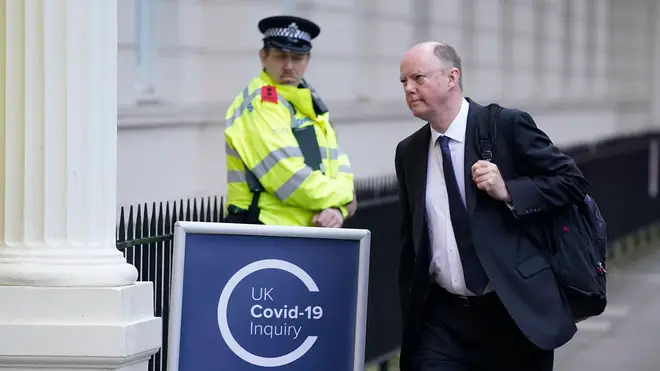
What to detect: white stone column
<box><xmin>0</xmin><ymin>1</ymin><xmax>161</xmax><ymax>370</ymax></box>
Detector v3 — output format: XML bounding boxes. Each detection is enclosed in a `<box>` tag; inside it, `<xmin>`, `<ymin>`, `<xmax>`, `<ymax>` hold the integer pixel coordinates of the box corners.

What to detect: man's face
<box><xmin>399</xmin><ymin>49</ymin><xmax>457</xmax><ymax>121</ymax></box>
<box><xmin>260</xmin><ymin>48</ymin><xmax>310</xmax><ymax>86</ymax></box>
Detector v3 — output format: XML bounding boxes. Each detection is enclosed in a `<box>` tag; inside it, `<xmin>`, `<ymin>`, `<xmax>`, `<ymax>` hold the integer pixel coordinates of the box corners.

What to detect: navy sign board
<box><xmin>167</xmin><ymin>221</ymin><xmax>371</xmax><ymax>371</ymax></box>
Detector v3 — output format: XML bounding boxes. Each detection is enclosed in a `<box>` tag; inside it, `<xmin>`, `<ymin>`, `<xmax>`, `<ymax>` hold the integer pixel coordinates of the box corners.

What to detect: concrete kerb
<box><xmin>607</xmin><ymin>220</ymin><xmax>660</xmax><ymax>267</ymax></box>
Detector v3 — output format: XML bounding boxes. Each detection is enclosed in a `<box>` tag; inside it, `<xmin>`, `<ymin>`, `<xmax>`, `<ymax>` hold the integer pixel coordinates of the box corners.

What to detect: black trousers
<box><xmin>412</xmin><ymin>284</ymin><xmax>553</xmax><ymax>371</ymax></box>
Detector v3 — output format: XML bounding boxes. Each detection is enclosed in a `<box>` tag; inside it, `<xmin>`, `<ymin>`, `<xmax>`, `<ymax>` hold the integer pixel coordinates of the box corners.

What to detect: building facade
<box><xmin>116</xmin><ymin>0</ymin><xmax>660</xmax><ymax>209</ymax></box>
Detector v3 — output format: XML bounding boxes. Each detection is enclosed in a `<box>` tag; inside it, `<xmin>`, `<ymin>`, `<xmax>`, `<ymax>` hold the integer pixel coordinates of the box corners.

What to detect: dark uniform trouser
<box><xmin>412</xmin><ymin>284</ymin><xmax>554</xmax><ymax>371</ymax></box>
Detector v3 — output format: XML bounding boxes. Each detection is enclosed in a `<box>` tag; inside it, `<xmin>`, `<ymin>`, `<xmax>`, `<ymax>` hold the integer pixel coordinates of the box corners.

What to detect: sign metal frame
<box><xmin>167</xmin><ymin>221</ymin><xmax>371</xmax><ymax>371</ymax></box>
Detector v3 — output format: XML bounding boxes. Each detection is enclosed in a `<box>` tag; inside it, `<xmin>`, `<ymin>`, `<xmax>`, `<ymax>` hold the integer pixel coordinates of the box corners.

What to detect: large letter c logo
<box><xmin>217</xmin><ymin>259</ymin><xmax>319</xmax><ymax>367</ymax></box>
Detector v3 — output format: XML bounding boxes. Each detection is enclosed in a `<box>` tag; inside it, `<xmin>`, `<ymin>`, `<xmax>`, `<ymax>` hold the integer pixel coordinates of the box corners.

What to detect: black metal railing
<box><xmin>117</xmin><ymin>197</ymin><xmax>226</xmax><ymax>371</ymax></box>
<box><xmin>117</xmin><ymin>131</ymin><xmax>660</xmax><ymax>371</ymax></box>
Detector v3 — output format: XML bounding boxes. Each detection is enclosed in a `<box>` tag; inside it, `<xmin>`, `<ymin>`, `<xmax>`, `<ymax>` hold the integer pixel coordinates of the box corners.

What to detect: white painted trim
<box><xmin>117</xmin><ymin>96</ymin><xmax>649</xmax><ymax>129</ymax></box>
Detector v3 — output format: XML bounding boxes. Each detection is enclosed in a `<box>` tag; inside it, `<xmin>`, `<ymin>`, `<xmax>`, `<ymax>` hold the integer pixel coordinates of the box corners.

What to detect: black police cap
<box><xmin>258</xmin><ymin>15</ymin><xmax>321</xmax><ymax>54</ymax></box>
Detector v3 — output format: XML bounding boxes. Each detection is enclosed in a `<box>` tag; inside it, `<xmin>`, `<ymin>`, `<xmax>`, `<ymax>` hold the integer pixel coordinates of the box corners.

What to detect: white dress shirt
<box><xmin>425</xmin><ymin>98</ymin><xmax>475</xmax><ymax>296</ymax></box>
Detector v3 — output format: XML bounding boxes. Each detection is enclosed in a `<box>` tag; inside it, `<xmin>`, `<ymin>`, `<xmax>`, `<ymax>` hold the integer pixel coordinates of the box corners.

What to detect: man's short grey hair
<box><xmin>434</xmin><ymin>43</ymin><xmax>463</xmax><ymax>91</ymax></box>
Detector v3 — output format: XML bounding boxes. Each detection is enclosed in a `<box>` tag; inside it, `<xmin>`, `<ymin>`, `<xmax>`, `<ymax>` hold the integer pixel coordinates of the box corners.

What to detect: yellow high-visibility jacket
<box><xmin>224</xmin><ymin>71</ymin><xmax>355</xmax><ymax>226</ymax></box>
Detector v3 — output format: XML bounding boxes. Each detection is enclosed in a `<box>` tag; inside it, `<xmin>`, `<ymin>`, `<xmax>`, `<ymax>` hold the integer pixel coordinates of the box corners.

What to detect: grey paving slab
<box><xmin>554</xmin><ymin>246</ymin><xmax>660</xmax><ymax>371</ymax></box>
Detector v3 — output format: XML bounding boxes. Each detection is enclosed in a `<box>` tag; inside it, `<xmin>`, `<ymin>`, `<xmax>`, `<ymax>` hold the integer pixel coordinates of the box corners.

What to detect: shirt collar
<box><xmin>430</xmin><ymin>98</ymin><xmax>470</xmax><ymax>144</ymax></box>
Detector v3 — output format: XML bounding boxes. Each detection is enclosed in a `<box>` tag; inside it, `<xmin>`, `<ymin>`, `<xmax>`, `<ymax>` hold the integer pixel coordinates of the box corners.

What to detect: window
<box><xmin>135</xmin><ymin>0</ymin><xmax>157</xmax><ymax>103</ymax></box>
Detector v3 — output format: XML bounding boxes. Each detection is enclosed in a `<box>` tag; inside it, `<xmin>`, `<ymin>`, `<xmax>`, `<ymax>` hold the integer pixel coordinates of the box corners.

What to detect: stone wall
<box><xmin>115</xmin><ymin>0</ymin><xmax>660</xmax><ymax>208</ymax></box>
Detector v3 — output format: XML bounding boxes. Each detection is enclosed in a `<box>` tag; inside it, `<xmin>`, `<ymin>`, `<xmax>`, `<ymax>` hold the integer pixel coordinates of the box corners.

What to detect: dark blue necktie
<box><xmin>437</xmin><ymin>135</ymin><xmax>489</xmax><ymax>295</ymax></box>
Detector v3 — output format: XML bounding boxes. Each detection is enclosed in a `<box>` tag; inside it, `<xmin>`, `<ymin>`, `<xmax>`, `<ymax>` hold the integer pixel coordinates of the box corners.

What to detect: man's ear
<box><xmin>448</xmin><ymin>67</ymin><xmax>461</xmax><ymax>90</ymax></box>
<box><xmin>259</xmin><ymin>48</ymin><xmax>267</xmax><ymax>64</ymax></box>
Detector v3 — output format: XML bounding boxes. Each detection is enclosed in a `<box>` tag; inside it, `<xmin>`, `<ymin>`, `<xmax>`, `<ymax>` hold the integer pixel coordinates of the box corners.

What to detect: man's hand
<box><xmin>471</xmin><ymin>160</ymin><xmax>512</xmax><ymax>202</ymax></box>
<box><xmin>312</xmin><ymin>208</ymin><xmax>344</xmax><ymax>228</ymax></box>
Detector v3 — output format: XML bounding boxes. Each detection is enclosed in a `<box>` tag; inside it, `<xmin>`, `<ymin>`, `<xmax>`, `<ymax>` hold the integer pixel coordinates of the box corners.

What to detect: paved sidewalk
<box><xmin>367</xmin><ymin>245</ymin><xmax>660</xmax><ymax>371</ymax></box>
<box><xmin>554</xmin><ymin>245</ymin><xmax>660</xmax><ymax>371</ymax></box>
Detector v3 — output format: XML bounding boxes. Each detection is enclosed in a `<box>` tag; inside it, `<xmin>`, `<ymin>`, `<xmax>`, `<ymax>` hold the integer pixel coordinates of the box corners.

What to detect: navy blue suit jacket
<box><xmin>394</xmin><ymin>98</ymin><xmax>589</xmax><ymax>370</ymax></box>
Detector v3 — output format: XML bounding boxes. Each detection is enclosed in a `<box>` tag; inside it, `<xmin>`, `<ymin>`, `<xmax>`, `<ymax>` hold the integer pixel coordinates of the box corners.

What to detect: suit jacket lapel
<box><xmin>464</xmin><ymin>98</ymin><xmax>481</xmax><ymax>216</ymax></box>
<box><xmin>411</xmin><ymin>124</ymin><xmax>430</xmax><ymax>254</ymax></box>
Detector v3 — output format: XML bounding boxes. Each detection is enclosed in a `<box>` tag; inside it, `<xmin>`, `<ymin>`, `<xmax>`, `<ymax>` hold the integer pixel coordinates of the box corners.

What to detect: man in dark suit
<box><xmin>395</xmin><ymin>42</ymin><xmax>589</xmax><ymax>371</ymax></box>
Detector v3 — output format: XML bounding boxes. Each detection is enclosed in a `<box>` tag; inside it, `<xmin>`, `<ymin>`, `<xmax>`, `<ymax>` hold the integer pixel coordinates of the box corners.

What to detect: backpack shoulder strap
<box><xmin>476</xmin><ymin>103</ymin><xmax>503</xmax><ymax>161</ymax></box>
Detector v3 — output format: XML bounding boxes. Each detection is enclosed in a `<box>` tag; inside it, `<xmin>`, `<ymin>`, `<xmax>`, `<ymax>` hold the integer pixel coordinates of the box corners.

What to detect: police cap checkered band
<box><xmin>263</xmin><ymin>26</ymin><xmax>312</xmax><ymax>43</ymax></box>
<box><xmin>258</xmin><ymin>15</ymin><xmax>321</xmax><ymax>43</ymax></box>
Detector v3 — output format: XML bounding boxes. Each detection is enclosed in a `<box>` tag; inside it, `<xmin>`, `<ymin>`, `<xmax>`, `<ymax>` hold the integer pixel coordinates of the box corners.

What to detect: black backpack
<box><xmin>477</xmin><ymin>103</ymin><xmax>608</xmax><ymax>322</ymax></box>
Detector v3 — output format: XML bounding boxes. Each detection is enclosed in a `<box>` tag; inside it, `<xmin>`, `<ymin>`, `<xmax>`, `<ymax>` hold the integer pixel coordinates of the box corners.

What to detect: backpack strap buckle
<box><xmin>479</xmin><ymin>140</ymin><xmax>493</xmax><ymax>161</ymax></box>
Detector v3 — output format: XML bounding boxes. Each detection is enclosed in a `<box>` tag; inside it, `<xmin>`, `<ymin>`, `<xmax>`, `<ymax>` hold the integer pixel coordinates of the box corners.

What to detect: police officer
<box><xmin>224</xmin><ymin>15</ymin><xmax>357</xmax><ymax>227</ymax></box>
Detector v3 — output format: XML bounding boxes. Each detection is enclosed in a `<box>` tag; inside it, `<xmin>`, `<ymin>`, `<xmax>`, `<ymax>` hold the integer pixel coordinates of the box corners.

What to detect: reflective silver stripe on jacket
<box><xmin>227</xmin><ymin>144</ymin><xmax>313</xmax><ymax>200</ymax></box>
<box><xmin>318</xmin><ymin>146</ymin><xmax>353</xmax><ymax>174</ymax></box>
<box><xmin>274</xmin><ymin>167</ymin><xmax>313</xmax><ymax>200</ymax></box>
<box><xmin>225</xmin><ymin>86</ymin><xmax>304</xmax><ymax>189</ymax></box>
<box><xmin>227</xmin><ymin>170</ymin><xmax>246</xmax><ymax>183</ymax></box>
<box><xmin>319</xmin><ymin>146</ymin><xmax>344</xmax><ymax>160</ymax></box>
<box><xmin>225</xmin><ymin>85</ymin><xmax>296</xmax><ymax>128</ymax></box>
<box><xmin>251</xmin><ymin>146</ymin><xmax>304</xmax><ymax>179</ymax></box>
<box><xmin>225</xmin><ymin>142</ymin><xmax>240</xmax><ymax>158</ymax></box>
<box><xmin>225</xmin><ymin>85</ymin><xmax>327</xmax><ymax>199</ymax></box>
<box><xmin>337</xmin><ymin>165</ymin><xmax>353</xmax><ymax>174</ymax></box>
<box><xmin>226</xmin><ymin>143</ymin><xmax>246</xmax><ymax>184</ymax></box>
